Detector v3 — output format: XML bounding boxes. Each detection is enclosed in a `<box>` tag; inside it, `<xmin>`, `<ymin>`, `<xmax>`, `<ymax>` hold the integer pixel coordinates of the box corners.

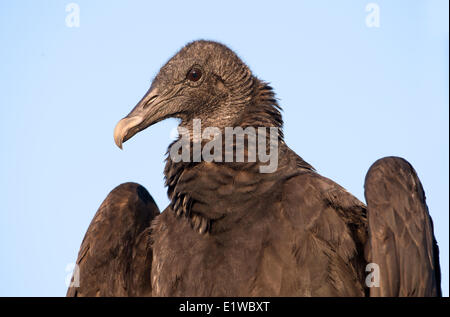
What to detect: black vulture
<box><xmin>67</xmin><ymin>40</ymin><xmax>441</xmax><ymax>297</ymax></box>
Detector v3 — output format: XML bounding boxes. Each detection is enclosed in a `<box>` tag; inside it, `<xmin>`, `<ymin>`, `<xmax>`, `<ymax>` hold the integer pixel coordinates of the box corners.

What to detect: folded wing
<box><xmin>66</xmin><ymin>182</ymin><xmax>160</xmax><ymax>296</ymax></box>
<box><xmin>364</xmin><ymin>157</ymin><xmax>441</xmax><ymax>296</ymax></box>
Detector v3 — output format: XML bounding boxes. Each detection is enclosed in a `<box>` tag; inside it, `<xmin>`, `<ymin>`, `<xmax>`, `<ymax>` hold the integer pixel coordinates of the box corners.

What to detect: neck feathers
<box><xmin>240</xmin><ymin>80</ymin><xmax>284</xmax><ymax>140</ymax></box>
<box><xmin>163</xmin><ymin>78</ymin><xmax>313</xmax><ymax>234</ymax></box>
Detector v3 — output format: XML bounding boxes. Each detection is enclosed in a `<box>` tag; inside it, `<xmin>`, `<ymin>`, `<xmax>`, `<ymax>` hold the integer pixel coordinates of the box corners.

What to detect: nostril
<box><xmin>143</xmin><ymin>94</ymin><xmax>159</xmax><ymax>108</ymax></box>
<box><xmin>148</xmin><ymin>95</ymin><xmax>158</xmax><ymax>102</ymax></box>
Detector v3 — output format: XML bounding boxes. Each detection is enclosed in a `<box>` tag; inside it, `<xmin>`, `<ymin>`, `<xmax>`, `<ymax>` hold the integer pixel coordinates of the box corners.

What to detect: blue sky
<box><xmin>0</xmin><ymin>0</ymin><xmax>448</xmax><ymax>296</ymax></box>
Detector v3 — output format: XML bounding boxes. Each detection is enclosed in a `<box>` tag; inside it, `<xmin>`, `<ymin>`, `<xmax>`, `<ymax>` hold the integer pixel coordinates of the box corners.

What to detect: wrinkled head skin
<box><xmin>114</xmin><ymin>40</ymin><xmax>257</xmax><ymax>149</ymax></box>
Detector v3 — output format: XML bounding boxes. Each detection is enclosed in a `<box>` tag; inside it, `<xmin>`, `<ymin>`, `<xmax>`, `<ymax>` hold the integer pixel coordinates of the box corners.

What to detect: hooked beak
<box><xmin>114</xmin><ymin>88</ymin><xmax>166</xmax><ymax>149</ymax></box>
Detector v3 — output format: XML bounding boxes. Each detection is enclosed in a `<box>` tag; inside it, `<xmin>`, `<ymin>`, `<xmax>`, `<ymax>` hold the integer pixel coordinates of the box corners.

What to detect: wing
<box><xmin>364</xmin><ymin>157</ymin><xmax>441</xmax><ymax>297</ymax></box>
<box><xmin>280</xmin><ymin>170</ymin><xmax>368</xmax><ymax>296</ymax></box>
<box><xmin>66</xmin><ymin>182</ymin><xmax>160</xmax><ymax>297</ymax></box>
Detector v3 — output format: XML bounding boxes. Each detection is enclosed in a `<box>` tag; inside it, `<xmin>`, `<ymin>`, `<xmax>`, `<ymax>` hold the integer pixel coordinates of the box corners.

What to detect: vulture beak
<box><xmin>114</xmin><ymin>88</ymin><xmax>165</xmax><ymax>149</ymax></box>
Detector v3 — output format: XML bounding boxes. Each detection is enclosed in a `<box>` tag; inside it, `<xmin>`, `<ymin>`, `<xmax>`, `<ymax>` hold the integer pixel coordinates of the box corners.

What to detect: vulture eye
<box><xmin>187</xmin><ymin>68</ymin><xmax>202</xmax><ymax>82</ymax></box>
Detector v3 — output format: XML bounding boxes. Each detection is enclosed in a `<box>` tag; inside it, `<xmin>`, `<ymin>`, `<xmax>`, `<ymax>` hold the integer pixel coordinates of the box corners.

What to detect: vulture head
<box><xmin>114</xmin><ymin>40</ymin><xmax>281</xmax><ymax>149</ymax></box>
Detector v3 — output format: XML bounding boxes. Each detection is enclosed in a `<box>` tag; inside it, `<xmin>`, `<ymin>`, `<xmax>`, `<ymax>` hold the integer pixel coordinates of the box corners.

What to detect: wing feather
<box><xmin>66</xmin><ymin>182</ymin><xmax>159</xmax><ymax>297</ymax></box>
<box><xmin>364</xmin><ymin>157</ymin><xmax>441</xmax><ymax>297</ymax></box>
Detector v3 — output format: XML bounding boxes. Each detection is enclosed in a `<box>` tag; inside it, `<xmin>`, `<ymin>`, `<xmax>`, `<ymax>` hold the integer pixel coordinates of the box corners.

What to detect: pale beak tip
<box><xmin>114</xmin><ymin>133</ymin><xmax>124</xmax><ymax>150</ymax></box>
<box><xmin>114</xmin><ymin>138</ymin><xmax>123</xmax><ymax>150</ymax></box>
<box><xmin>113</xmin><ymin>116</ymin><xmax>144</xmax><ymax>150</ymax></box>
<box><xmin>113</xmin><ymin>123</ymin><xmax>125</xmax><ymax>150</ymax></box>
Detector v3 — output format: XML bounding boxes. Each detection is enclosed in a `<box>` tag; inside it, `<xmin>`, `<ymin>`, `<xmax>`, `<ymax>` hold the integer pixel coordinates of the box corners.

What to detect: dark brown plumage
<box><xmin>67</xmin><ymin>40</ymin><xmax>441</xmax><ymax>296</ymax></box>
<box><xmin>365</xmin><ymin>157</ymin><xmax>441</xmax><ymax>296</ymax></box>
<box><xmin>66</xmin><ymin>183</ymin><xmax>159</xmax><ymax>296</ymax></box>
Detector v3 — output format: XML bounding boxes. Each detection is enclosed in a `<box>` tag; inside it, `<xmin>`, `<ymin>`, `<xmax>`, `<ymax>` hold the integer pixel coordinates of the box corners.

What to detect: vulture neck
<box><xmin>164</xmin><ymin>80</ymin><xmax>311</xmax><ymax>234</ymax></box>
<box><xmin>177</xmin><ymin>79</ymin><xmax>284</xmax><ymax>139</ymax></box>
<box><xmin>238</xmin><ymin>80</ymin><xmax>284</xmax><ymax>136</ymax></box>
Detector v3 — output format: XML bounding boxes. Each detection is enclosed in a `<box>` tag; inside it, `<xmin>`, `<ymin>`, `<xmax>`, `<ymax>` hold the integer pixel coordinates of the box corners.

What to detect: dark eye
<box><xmin>187</xmin><ymin>67</ymin><xmax>202</xmax><ymax>82</ymax></box>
